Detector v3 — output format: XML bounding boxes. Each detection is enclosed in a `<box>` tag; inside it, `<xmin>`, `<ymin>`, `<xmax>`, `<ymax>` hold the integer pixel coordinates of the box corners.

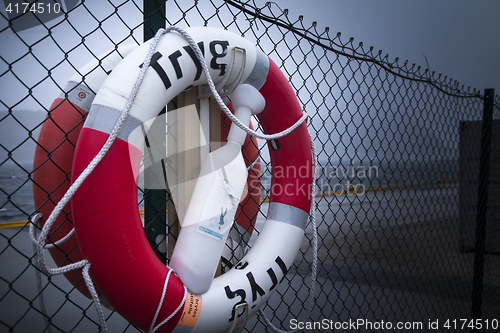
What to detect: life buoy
<box><xmin>71</xmin><ymin>27</ymin><xmax>312</xmax><ymax>333</ymax></box>
<box><xmin>32</xmin><ymin>43</ymin><xmax>261</xmax><ymax>301</ymax></box>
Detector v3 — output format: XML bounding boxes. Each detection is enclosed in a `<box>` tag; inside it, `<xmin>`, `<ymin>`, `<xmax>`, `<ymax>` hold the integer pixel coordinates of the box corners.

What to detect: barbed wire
<box><xmin>225</xmin><ymin>0</ymin><xmax>497</xmax><ymax>103</ymax></box>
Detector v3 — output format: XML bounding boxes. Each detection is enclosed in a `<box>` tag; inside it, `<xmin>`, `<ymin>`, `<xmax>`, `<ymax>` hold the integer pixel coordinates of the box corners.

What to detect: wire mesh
<box><xmin>1</xmin><ymin>0</ymin><xmax>500</xmax><ymax>332</ymax></box>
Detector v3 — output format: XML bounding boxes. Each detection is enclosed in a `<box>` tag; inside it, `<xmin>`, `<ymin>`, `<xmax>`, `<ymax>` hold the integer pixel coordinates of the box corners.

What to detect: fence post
<box><xmin>143</xmin><ymin>0</ymin><xmax>167</xmax><ymax>263</ymax></box>
<box><xmin>471</xmin><ymin>88</ymin><xmax>495</xmax><ymax>328</ymax></box>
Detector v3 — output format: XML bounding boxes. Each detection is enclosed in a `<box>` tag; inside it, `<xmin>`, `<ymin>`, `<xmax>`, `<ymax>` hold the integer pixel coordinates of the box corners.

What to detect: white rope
<box><xmin>31</xmin><ymin>216</ymin><xmax>107</xmax><ymax>330</ymax></box>
<box><xmin>258</xmin><ymin>132</ymin><xmax>319</xmax><ymax>333</ymax></box>
<box><xmin>82</xmin><ymin>263</ymin><xmax>107</xmax><ymax>327</ymax></box>
<box><xmin>39</xmin><ymin>226</ymin><xmax>75</xmax><ymax>249</ymax></box>
<box><xmin>148</xmin><ymin>270</ymin><xmax>188</xmax><ymax>333</ymax></box>
<box><xmin>28</xmin><ymin>212</ymin><xmax>74</xmax><ymax>250</ymax></box>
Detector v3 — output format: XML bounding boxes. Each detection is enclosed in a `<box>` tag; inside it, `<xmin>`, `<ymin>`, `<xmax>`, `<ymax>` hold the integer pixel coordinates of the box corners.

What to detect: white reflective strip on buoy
<box><xmin>267</xmin><ymin>202</ymin><xmax>309</xmax><ymax>230</ymax></box>
<box><xmin>83</xmin><ymin>104</ymin><xmax>146</xmax><ymax>149</ymax></box>
<box><xmin>242</xmin><ymin>49</ymin><xmax>269</xmax><ymax>90</ymax></box>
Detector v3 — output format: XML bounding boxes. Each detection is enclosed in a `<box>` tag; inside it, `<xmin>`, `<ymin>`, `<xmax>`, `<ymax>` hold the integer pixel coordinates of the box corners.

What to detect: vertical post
<box><xmin>144</xmin><ymin>0</ymin><xmax>166</xmax><ymax>39</ymax></box>
<box><xmin>210</xmin><ymin>98</ymin><xmax>222</xmax><ymax>150</ymax></box>
<box><xmin>471</xmin><ymin>88</ymin><xmax>494</xmax><ymax>328</ymax></box>
<box><xmin>210</xmin><ymin>98</ymin><xmax>222</xmax><ymax>277</ymax></box>
<box><xmin>143</xmin><ymin>0</ymin><xmax>166</xmax><ymax>263</ymax></box>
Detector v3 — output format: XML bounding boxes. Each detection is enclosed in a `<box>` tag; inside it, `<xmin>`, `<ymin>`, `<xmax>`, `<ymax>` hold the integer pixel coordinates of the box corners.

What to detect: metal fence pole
<box><xmin>471</xmin><ymin>88</ymin><xmax>495</xmax><ymax>328</ymax></box>
<box><xmin>144</xmin><ymin>0</ymin><xmax>166</xmax><ymax>39</ymax></box>
<box><xmin>143</xmin><ymin>0</ymin><xmax>167</xmax><ymax>263</ymax></box>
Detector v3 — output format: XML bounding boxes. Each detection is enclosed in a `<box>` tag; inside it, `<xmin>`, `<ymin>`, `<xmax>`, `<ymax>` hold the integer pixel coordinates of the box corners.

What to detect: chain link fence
<box><xmin>1</xmin><ymin>0</ymin><xmax>500</xmax><ymax>332</ymax></box>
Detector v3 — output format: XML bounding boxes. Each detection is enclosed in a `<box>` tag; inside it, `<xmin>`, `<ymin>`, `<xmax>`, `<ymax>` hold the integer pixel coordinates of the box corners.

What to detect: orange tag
<box><xmin>178</xmin><ymin>293</ymin><xmax>201</xmax><ymax>328</ymax></box>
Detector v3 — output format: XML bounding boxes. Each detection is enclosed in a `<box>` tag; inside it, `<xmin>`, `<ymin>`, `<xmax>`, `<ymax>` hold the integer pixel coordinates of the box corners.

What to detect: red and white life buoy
<box><xmin>70</xmin><ymin>27</ymin><xmax>313</xmax><ymax>333</ymax></box>
<box><xmin>32</xmin><ymin>43</ymin><xmax>261</xmax><ymax>302</ymax></box>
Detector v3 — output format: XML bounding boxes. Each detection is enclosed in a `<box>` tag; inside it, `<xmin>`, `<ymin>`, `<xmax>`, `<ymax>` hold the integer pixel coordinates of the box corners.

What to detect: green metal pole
<box><xmin>143</xmin><ymin>0</ymin><xmax>167</xmax><ymax>263</ymax></box>
<box><xmin>471</xmin><ymin>88</ymin><xmax>495</xmax><ymax>330</ymax></box>
<box><xmin>144</xmin><ymin>0</ymin><xmax>166</xmax><ymax>39</ymax></box>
